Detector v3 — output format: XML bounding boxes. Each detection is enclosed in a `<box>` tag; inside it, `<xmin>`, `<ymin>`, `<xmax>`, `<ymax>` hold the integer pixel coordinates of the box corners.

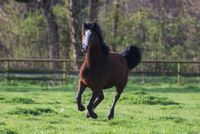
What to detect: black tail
<box><xmin>121</xmin><ymin>45</ymin><xmax>142</xmax><ymax>70</ymax></box>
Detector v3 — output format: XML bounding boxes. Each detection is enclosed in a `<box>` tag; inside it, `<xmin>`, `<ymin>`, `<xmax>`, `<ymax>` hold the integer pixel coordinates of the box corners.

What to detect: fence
<box><xmin>0</xmin><ymin>58</ymin><xmax>200</xmax><ymax>84</ymax></box>
<box><xmin>133</xmin><ymin>60</ymin><xmax>200</xmax><ymax>84</ymax></box>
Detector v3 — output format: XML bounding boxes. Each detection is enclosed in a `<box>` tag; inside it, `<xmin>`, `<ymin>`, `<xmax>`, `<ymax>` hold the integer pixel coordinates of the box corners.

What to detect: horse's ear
<box><xmin>83</xmin><ymin>22</ymin><xmax>87</xmax><ymax>30</ymax></box>
<box><xmin>91</xmin><ymin>22</ymin><xmax>97</xmax><ymax>31</ymax></box>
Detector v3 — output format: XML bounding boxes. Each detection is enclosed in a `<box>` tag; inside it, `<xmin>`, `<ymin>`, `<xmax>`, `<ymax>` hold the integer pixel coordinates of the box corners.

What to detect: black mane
<box><xmin>83</xmin><ymin>22</ymin><xmax>110</xmax><ymax>55</ymax></box>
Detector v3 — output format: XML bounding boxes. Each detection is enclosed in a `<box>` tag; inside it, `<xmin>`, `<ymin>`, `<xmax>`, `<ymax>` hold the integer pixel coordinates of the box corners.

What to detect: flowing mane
<box><xmin>83</xmin><ymin>22</ymin><xmax>110</xmax><ymax>55</ymax></box>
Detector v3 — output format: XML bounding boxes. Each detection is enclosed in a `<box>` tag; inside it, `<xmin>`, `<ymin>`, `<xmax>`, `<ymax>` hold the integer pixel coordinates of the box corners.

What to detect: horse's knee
<box><xmin>99</xmin><ymin>93</ymin><xmax>104</xmax><ymax>101</ymax></box>
<box><xmin>76</xmin><ymin>95</ymin><xmax>81</xmax><ymax>102</ymax></box>
<box><xmin>116</xmin><ymin>85</ymin><xmax>125</xmax><ymax>95</ymax></box>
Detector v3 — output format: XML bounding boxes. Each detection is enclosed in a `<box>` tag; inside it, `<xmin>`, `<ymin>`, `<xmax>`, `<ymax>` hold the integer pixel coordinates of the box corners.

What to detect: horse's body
<box><xmin>76</xmin><ymin>22</ymin><xmax>141</xmax><ymax>119</ymax></box>
<box><xmin>80</xmin><ymin>52</ymin><xmax>128</xmax><ymax>90</ymax></box>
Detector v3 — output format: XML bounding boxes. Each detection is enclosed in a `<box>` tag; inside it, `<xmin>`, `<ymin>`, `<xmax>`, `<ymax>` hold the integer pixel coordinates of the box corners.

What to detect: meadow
<box><xmin>0</xmin><ymin>77</ymin><xmax>200</xmax><ymax>134</ymax></box>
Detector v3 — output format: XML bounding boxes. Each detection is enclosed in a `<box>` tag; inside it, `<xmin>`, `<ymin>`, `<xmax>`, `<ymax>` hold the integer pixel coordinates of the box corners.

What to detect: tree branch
<box><xmin>15</xmin><ymin>0</ymin><xmax>31</xmax><ymax>3</ymax></box>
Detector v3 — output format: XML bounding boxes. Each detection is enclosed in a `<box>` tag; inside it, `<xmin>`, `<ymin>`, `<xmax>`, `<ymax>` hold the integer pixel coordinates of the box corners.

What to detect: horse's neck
<box><xmin>85</xmin><ymin>46</ymin><xmax>106</xmax><ymax>68</ymax></box>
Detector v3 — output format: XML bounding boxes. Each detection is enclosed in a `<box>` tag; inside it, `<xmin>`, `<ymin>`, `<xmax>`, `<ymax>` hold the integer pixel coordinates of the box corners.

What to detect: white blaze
<box><xmin>82</xmin><ymin>30</ymin><xmax>92</xmax><ymax>49</ymax></box>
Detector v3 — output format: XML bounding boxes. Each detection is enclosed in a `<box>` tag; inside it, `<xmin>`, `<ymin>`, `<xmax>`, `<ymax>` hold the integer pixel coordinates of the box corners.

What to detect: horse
<box><xmin>76</xmin><ymin>22</ymin><xmax>141</xmax><ymax>119</ymax></box>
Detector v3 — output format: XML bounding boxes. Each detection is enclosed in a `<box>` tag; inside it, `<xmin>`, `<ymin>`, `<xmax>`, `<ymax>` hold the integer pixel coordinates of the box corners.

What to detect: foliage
<box><xmin>0</xmin><ymin>0</ymin><xmax>200</xmax><ymax>62</ymax></box>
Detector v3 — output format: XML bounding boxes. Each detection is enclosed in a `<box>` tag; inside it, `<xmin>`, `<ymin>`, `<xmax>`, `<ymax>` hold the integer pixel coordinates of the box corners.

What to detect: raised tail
<box><xmin>121</xmin><ymin>45</ymin><xmax>142</xmax><ymax>70</ymax></box>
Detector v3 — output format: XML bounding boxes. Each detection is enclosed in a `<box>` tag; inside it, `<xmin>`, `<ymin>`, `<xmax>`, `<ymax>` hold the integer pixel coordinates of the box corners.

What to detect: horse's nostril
<box><xmin>81</xmin><ymin>44</ymin><xmax>88</xmax><ymax>50</ymax></box>
<box><xmin>81</xmin><ymin>44</ymin><xmax>88</xmax><ymax>53</ymax></box>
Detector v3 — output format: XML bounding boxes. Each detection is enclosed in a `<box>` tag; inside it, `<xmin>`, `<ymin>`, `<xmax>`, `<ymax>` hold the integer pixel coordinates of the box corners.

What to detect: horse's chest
<box><xmin>80</xmin><ymin>67</ymin><xmax>108</xmax><ymax>89</ymax></box>
<box><xmin>81</xmin><ymin>68</ymin><xmax>103</xmax><ymax>81</ymax></box>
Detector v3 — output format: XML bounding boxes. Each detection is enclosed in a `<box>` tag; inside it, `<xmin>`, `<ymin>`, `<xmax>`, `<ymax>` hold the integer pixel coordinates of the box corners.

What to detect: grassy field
<box><xmin>0</xmin><ymin>77</ymin><xmax>200</xmax><ymax>134</ymax></box>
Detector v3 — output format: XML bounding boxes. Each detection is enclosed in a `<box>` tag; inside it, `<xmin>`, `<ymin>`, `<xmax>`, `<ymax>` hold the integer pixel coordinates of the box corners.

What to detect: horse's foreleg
<box><xmin>76</xmin><ymin>81</ymin><xmax>87</xmax><ymax>111</ymax></box>
<box><xmin>93</xmin><ymin>90</ymin><xmax>104</xmax><ymax>109</ymax></box>
<box><xmin>86</xmin><ymin>90</ymin><xmax>100</xmax><ymax>119</ymax></box>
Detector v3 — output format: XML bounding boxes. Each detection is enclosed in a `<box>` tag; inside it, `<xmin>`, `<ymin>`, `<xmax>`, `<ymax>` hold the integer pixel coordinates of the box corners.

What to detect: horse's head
<box><xmin>81</xmin><ymin>22</ymin><xmax>96</xmax><ymax>53</ymax></box>
<box><xmin>81</xmin><ymin>22</ymin><xmax>110</xmax><ymax>55</ymax></box>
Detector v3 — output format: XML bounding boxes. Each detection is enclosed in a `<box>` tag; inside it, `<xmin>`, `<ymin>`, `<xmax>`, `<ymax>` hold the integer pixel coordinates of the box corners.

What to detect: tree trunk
<box><xmin>42</xmin><ymin>8</ymin><xmax>60</xmax><ymax>69</ymax></box>
<box><xmin>111</xmin><ymin>0</ymin><xmax>119</xmax><ymax>51</ymax></box>
<box><xmin>88</xmin><ymin>0</ymin><xmax>98</xmax><ymax>22</ymax></box>
<box><xmin>68</xmin><ymin>0</ymin><xmax>81</xmax><ymax>71</ymax></box>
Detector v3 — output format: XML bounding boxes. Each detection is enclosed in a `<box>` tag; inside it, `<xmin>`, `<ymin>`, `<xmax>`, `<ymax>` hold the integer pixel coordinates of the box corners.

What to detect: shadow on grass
<box><xmin>0</xmin><ymin>97</ymin><xmax>5</xmax><ymax>100</ymax></box>
<box><xmin>5</xmin><ymin>97</ymin><xmax>36</xmax><ymax>104</ymax></box>
<box><xmin>0</xmin><ymin>77</ymin><xmax>200</xmax><ymax>94</ymax></box>
<box><xmin>0</xmin><ymin>78</ymin><xmax>78</xmax><ymax>92</ymax></box>
<box><xmin>144</xmin><ymin>86</ymin><xmax>200</xmax><ymax>93</ymax></box>
<box><xmin>120</xmin><ymin>91</ymin><xmax>179</xmax><ymax>105</ymax></box>
<box><xmin>9</xmin><ymin>107</ymin><xmax>57</xmax><ymax>116</ymax></box>
<box><xmin>149</xmin><ymin>116</ymin><xmax>186</xmax><ymax>123</ymax></box>
<box><xmin>0</xmin><ymin>128</ymin><xmax>17</xmax><ymax>134</ymax></box>
<box><xmin>125</xmin><ymin>83</ymin><xmax>200</xmax><ymax>93</ymax></box>
<box><xmin>159</xmin><ymin>116</ymin><xmax>186</xmax><ymax>123</ymax></box>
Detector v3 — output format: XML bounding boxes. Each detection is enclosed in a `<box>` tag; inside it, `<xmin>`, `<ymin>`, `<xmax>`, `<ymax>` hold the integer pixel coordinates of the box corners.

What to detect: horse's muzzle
<box><xmin>81</xmin><ymin>44</ymin><xmax>88</xmax><ymax>53</ymax></box>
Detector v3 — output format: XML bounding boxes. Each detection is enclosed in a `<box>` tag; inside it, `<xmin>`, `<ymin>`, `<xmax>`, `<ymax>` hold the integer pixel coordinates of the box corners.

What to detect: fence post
<box><xmin>177</xmin><ymin>62</ymin><xmax>181</xmax><ymax>85</ymax></box>
<box><xmin>6</xmin><ymin>60</ymin><xmax>10</xmax><ymax>83</ymax></box>
<box><xmin>141</xmin><ymin>61</ymin><xmax>145</xmax><ymax>83</ymax></box>
<box><xmin>62</xmin><ymin>60</ymin><xmax>67</xmax><ymax>84</ymax></box>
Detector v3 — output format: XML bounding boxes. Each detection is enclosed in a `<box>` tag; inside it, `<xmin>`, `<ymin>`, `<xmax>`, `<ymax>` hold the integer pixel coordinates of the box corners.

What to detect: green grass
<box><xmin>0</xmin><ymin>77</ymin><xmax>200</xmax><ymax>134</ymax></box>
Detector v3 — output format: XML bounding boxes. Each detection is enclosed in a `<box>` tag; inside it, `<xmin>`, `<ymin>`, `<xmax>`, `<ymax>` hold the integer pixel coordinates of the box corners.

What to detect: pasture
<box><xmin>0</xmin><ymin>77</ymin><xmax>200</xmax><ymax>134</ymax></box>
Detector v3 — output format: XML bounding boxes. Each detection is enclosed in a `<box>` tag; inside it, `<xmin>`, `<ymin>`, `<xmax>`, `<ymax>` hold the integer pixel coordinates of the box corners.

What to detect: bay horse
<box><xmin>76</xmin><ymin>22</ymin><xmax>141</xmax><ymax>119</ymax></box>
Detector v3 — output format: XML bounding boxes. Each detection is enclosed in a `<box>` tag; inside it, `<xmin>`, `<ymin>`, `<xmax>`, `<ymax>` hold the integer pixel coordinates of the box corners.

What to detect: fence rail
<box><xmin>0</xmin><ymin>58</ymin><xmax>199</xmax><ymax>84</ymax></box>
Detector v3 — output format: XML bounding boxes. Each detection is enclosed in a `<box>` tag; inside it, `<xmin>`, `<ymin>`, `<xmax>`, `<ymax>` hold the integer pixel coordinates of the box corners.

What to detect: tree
<box><xmin>111</xmin><ymin>0</ymin><xmax>119</xmax><ymax>51</ymax></box>
<box><xmin>15</xmin><ymin>0</ymin><xmax>60</xmax><ymax>69</ymax></box>
<box><xmin>68</xmin><ymin>0</ymin><xmax>83</xmax><ymax>70</ymax></box>
<box><xmin>38</xmin><ymin>0</ymin><xmax>60</xmax><ymax>60</ymax></box>
<box><xmin>88</xmin><ymin>0</ymin><xmax>99</xmax><ymax>22</ymax></box>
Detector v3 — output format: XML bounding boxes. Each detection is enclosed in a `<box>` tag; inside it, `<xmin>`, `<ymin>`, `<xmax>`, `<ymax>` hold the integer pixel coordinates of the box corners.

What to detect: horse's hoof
<box><xmin>86</xmin><ymin>112</ymin><xmax>98</xmax><ymax>119</ymax></box>
<box><xmin>86</xmin><ymin>112</ymin><xmax>90</xmax><ymax>118</ymax></box>
<box><xmin>108</xmin><ymin>113</ymin><xmax>114</xmax><ymax>120</ymax></box>
<box><xmin>78</xmin><ymin>105</ymin><xmax>85</xmax><ymax>111</ymax></box>
<box><xmin>91</xmin><ymin>112</ymin><xmax>98</xmax><ymax>119</ymax></box>
<box><xmin>108</xmin><ymin>115</ymin><xmax>114</xmax><ymax>120</ymax></box>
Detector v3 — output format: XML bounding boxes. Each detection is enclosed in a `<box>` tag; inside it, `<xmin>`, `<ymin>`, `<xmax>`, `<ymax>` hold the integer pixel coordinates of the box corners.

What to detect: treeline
<box><xmin>0</xmin><ymin>0</ymin><xmax>200</xmax><ymax>69</ymax></box>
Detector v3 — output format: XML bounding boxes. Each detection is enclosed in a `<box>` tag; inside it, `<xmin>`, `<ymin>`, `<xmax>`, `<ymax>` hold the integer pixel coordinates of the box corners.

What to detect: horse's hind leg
<box><xmin>86</xmin><ymin>90</ymin><xmax>100</xmax><ymax>119</ymax></box>
<box><xmin>93</xmin><ymin>90</ymin><xmax>104</xmax><ymax>109</ymax></box>
<box><xmin>108</xmin><ymin>85</ymin><xmax>125</xmax><ymax>120</ymax></box>
<box><xmin>108</xmin><ymin>92</ymin><xmax>121</xmax><ymax>120</ymax></box>
<box><xmin>76</xmin><ymin>81</ymin><xmax>87</xmax><ymax>111</ymax></box>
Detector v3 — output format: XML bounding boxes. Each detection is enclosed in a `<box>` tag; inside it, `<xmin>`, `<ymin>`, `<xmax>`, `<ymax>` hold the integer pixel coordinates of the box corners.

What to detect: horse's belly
<box><xmin>80</xmin><ymin>72</ymin><xmax>109</xmax><ymax>90</ymax></box>
<box><xmin>102</xmin><ymin>83</ymin><xmax>116</xmax><ymax>89</ymax></box>
<box><xmin>104</xmin><ymin>68</ymin><xmax>128</xmax><ymax>89</ymax></box>
<box><xmin>103</xmin><ymin>73</ymin><xmax>127</xmax><ymax>89</ymax></box>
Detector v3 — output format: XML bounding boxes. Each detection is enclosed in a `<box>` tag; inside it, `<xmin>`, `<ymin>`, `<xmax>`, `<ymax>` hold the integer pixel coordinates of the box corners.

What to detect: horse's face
<box><xmin>81</xmin><ymin>22</ymin><xmax>97</xmax><ymax>53</ymax></box>
<box><xmin>81</xmin><ymin>29</ymin><xmax>93</xmax><ymax>53</ymax></box>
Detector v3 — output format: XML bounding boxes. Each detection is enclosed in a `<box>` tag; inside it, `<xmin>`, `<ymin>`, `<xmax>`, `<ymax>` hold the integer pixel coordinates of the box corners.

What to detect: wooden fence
<box><xmin>0</xmin><ymin>58</ymin><xmax>200</xmax><ymax>84</ymax></box>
